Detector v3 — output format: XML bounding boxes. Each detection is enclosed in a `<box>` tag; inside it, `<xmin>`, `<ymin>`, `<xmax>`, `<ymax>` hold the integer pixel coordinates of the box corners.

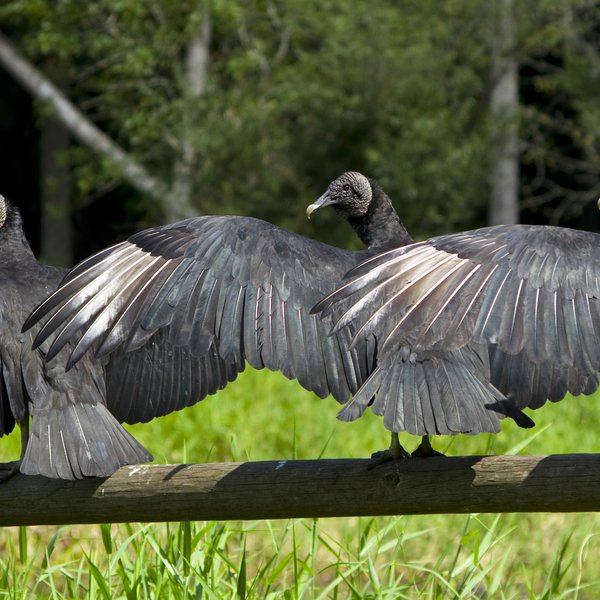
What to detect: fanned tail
<box><xmin>21</xmin><ymin>402</ymin><xmax>152</xmax><ymax>479</ymax></box>
<box><xmin>337</xmin><ymin>352</ymin><xmax>517</xmax><ymax>436</ymax></box>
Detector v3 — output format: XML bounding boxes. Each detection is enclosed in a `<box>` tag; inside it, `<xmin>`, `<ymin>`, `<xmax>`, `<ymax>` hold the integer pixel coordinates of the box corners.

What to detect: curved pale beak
<box><xmin>306</xmin><ymin>191</ymin><xmax>336</xmax><ymax>220</ymax></box>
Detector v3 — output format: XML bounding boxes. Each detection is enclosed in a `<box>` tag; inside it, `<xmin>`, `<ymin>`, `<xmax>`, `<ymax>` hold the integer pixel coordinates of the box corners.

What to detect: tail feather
<box><xmin>21</xmin><ymin>401</ymin><xmax>152</xmax><ymax>479</ymax></box>
<box><xmin>338</xmin><ymin>353</ymin><xmax>507</xmax><ymax>436</ymax></box>
<box><xmin>336</xmin><ymin>366</ymin><xmax>383</xmax><ymax>422</ymax></box>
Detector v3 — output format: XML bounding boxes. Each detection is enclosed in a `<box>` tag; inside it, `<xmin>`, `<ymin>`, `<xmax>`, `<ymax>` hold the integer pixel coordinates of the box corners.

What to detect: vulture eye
<box><xmin>343</xmin><ymin>184</ymin><xmax>351</xmax><ymax>192</ymax></box>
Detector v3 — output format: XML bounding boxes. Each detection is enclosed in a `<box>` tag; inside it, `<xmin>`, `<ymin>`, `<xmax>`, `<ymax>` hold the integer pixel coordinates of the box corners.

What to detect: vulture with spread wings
<box><xmin>21</xmin><ymin>172</ymin><xmax>534</xmax><ymax>474</ymax></box>
<box><xmin>1</xmin><ymin>196</ymin><xmax>150</xmax><ymax>481</ymax></box>
<box><xmin>6</xmin><ymin>177</ymin><xmax>386</xmax><ymax>479</ymax></box>
<box><xmin>315</xmin><ymin>219</ymin><xmax>600</xmax><ymax>455</ymax></box>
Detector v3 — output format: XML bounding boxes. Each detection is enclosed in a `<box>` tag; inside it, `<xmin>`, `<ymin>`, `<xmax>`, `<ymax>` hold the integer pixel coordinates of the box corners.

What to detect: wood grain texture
<box><xmin>1</xmin><ymin>455</ymin><xmax>599</xmax><ymax>527</ymax></box>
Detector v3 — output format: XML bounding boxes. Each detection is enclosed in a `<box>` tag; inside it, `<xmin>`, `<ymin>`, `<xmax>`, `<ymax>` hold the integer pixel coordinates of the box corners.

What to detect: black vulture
<box><xmin>23</xmin><ymin>172</ymin><xmax>532</xmax><ymax>466</ymax></box>
<box><xmin>0</xmin><ymin>196</ymin><xmax>151</xmax><ymax>481</ymax></box>
<box><xmin>315</xmin><ymin>204</ymin><xmax>600</xmax><ymax>456</ymax></box>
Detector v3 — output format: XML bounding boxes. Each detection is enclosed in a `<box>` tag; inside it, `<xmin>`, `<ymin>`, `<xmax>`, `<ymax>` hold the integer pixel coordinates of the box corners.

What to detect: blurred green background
<box><xmin>1</xmin><ymin>1</ymin><xmax>600</xmax><ymax>597</ymax></box>
<box><xmin>1</xmin><ymin>0</ymin><xmax>600</xmax><ymax>265</ymax></box>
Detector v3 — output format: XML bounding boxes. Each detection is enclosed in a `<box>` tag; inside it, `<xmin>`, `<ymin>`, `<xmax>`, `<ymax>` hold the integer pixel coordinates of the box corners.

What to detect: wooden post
<box><xmin>1</xmin><ymin>455</ymin><xmax>599</xmax><ymax>527</ymax></box>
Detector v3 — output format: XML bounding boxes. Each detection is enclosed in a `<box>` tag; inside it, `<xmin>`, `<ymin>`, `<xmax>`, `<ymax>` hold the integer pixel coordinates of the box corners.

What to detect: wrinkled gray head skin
<box><xmin>307</xmin><ymin>171</ymin><xmax>373</xmax><ymax>219</ymax></box>
<box><xmin>0</xmin><ymin>195</ymin><xmax>7</xmax><ymax>229</ymax></box>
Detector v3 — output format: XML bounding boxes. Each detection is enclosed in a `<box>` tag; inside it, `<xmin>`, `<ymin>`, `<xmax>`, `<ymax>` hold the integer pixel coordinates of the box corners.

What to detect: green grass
<box><xmin>1</xmin><ymin>367</ymin><xmax>600</xmax><ymax>598</ymax></box>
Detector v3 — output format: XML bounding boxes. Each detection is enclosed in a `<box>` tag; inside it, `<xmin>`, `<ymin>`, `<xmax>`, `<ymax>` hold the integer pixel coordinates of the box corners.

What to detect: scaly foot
<box><xmin>411</xmin><ymin>436</ymin><xmax>444</xmax><ymax>458</ymax></box>
<box><xmin>368</xmin><ymin>432</ymin><xmax>410</xmax><ymax>469</ymax></box>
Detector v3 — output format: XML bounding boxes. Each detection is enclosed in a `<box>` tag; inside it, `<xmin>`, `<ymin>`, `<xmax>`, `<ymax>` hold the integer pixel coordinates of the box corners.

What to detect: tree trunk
<box><xmin>40</xmin><ymin>115</ymin><xmax>72</xmax><ymax>266</ymax></box>
<box><xmin>169</xmin><ymin>12</ymin><xmax>212</xmax><ymax>221</ymax></box>
<box><xmin>489</xmin><ymin>0</ymin><xmax>519</xmax><ymax>225</ymax></box>
<box><xmin>0</xmin><ymin>31</ymin><xmax>168</xmax><ymax>205</ymax></box>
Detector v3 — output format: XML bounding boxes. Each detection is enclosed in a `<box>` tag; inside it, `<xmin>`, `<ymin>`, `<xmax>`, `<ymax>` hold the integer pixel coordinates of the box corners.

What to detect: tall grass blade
<box><xmin>506</xmin><ymin>423</ymin><xmax>552</xmax><ymax>454</ymax></box>
<box><xmin>18</xmin><ymin>526</ymin><xmax>27</xmax><ymax>565</ymax></box>
<box><xmin>181</xmin><ymin>521</ymin><xmax>192</xmax><ymax>577</ymax></box>
<box><xmin>85</xmin><ymin>552</ymin><xmax>112</xmax><ymax>600</ymax></box>
<box><xmin>100</xmin><ymin>523</ymin><xmax>113</xmax><ymax>554</ymax></box>
<box><xmin>41</xmin><ymin>528</ymin><xmax>62</xmax><ymax>570</ymax></box>
<box><xmin>237</xmin><ymin>540</ymin><xmax>247</xmax><ymax>600</ymax></box>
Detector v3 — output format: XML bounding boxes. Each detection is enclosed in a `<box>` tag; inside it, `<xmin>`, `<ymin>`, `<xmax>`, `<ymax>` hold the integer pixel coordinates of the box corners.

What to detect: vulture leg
<box><xmin>411</xmin><ymin>435</ymin><xmax>443</xmax><ymax>458</ymax></box>
<box><xmin>0</xmin><ymin>418</ymin><xmax>29</xmax><ymax>483</ymax></box>
<box><xmin>368</xmin><ymin>432</ymin><xmax>410</xmax><ymax>469</ymax></box>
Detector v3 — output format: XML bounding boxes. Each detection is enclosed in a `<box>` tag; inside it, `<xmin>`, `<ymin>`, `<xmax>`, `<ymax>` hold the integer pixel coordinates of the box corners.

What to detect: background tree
<box><xmin>489</xmin><ymin>0</ymin><xmax>519</xmax><ymax>225</ymax></box>
<box><xmin>0</xmin><ymin>0</ymin><xmax>599</xmax><ymax>265</ymax></box>
<box><xmin>518</xmin><ymin>0</ymin><xmax>600</xmax><ymax>223</ymax></box>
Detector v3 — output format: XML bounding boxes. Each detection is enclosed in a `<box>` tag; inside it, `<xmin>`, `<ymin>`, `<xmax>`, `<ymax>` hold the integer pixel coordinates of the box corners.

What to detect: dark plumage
<box><xmin>0</xmin><ymin>196</ymin><xmax>151</xmax><ymax>480</ymax></box>
<box><xmin>26</xmin><ymin>174</ymin><xmax>389</xmax><ymax>407</ymax></box>
<box><xmin>315</xmin><ymin>200</ymin><xmax>600</xmax><ymax>454</ymax></box>
<box><xmin>23</xmin><ymin>172</ymin><xmax>534</xmax><ymax>464</ymax></box>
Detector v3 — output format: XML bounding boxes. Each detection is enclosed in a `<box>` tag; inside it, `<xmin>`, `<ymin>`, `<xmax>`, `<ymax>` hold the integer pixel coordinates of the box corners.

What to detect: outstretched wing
<box><xmin>25</xmin><ymin>216</ymin><xmax>373</xmax><ymax>424</ymax></box>
<box><xmin>1</xmin><ymin>264</ymin><xmax>151</xmax><ymax>478</ymax></box>
<box><xmin>315</xmin><ymin>223</ymin><xmax>600</xmax><ymax>408</ymax></box>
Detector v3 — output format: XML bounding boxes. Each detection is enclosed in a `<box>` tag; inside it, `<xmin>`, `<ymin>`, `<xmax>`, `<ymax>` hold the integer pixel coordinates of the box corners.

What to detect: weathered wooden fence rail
<box><xmin>1</xmin><ymin>455</ymin><xmax>599</xmax><ymax>526</ymax></box>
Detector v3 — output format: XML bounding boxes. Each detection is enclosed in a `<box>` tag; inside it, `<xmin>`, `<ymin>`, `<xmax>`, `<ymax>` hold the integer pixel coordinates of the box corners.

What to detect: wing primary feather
<box><xmin>374</xmin><ymin>256</ymin><xmax>469</xmax><ymax>353</ymax></box>
<box><xmin>67</xmin><ymin>256</ymin><xmax>175</xmax><ymax>367</ymax></box>
<box><xmin>32</xmin><ymin>246</ymin><xmax>149</xmax><ymax>349</ymax></box>
<box><xmin>330</xmin><ymin>246</ymin><xmax>447</xmax><ymax>333</ymax></box>
<box><xmin>342</xmin><ymin>252</ymin><xmax>461</xmax><ymax>346</ymax></box>
<box><xmin>417</xmin><ymin>263</ymin><xmax>482</xmax><ymax>341</ymax></box>
<box><xmin>23</xmin><ymin>242</ymin><xmax>132</xmax><ymax>331</ymax></box>
<box><xmin>472</xmin><ymin>266</ymin><xmax>512</xmax><ymax>343</ymax></box>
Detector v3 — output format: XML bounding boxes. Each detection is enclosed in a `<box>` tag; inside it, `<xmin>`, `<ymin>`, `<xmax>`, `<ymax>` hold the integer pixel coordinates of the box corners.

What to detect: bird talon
<box><xmin>411</xmin><ymin>448</ymin><xmax>444</xmax><ymax>458</ymax></box>
<box><xmin>367</xmin><ymin>432</ymin><xmax>410</xmax><ymax>469</ymax></box>
<box><xmin>411</xmin><ymin>436</ymin><xmax>444</xmax><ymax>458</ymax></box>
<box><xmin>370</xmin><ymin>449</ymin><xmax>389</xmax><ymax>460</ymax></box>
<box><xmin>368</xmin><ymin>448</ymin><xmax>411</xmax><ymax>470</ymax></box>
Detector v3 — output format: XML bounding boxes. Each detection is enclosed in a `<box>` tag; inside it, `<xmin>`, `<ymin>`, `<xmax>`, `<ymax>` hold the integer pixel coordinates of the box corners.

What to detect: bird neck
<box><xmin>1</xmin><ymin>206</ymin><xmax>37</xmax><ymax>264</ymax></box>
<box><xmin>348</xmin><ymin>180</ymin><xmax>413</xmax><ymax>250</ymax></box>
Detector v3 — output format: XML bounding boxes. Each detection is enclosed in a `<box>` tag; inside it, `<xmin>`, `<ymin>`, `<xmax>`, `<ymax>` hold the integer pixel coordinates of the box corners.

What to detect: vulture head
<box><xmin>306</xmin><ymin>171</ymin><xmax>373</xmax><ymax>219</ymax></box>
<box><xmin>0</xmin><ymin>195</ymin><xmax>23</xmax><ymax>235</ymax></box>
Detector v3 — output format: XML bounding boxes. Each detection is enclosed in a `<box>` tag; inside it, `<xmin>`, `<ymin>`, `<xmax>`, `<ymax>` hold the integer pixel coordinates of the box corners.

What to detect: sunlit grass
<box><xmin>1</xmin><ymin>367</ymin><xmax>600</xmax><ymax>598</ymax></box>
